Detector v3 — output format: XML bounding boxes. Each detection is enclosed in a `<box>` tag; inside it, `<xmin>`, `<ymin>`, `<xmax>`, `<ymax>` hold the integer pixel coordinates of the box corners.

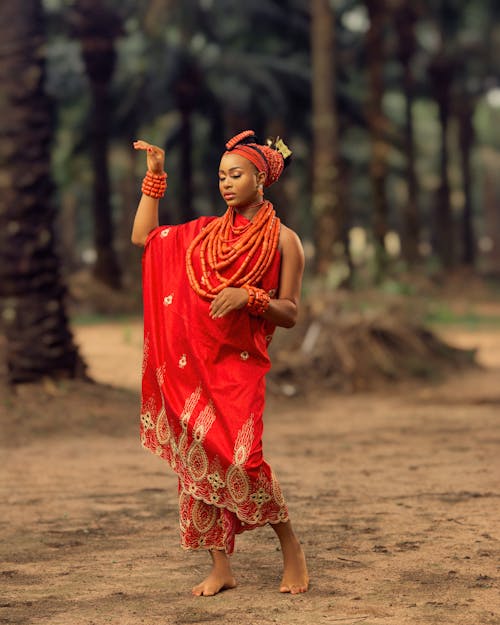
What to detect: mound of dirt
<box><xmin>269</xmin><ymin>304</ymin><xmax>477</xmax><ymax>395</ymax></box>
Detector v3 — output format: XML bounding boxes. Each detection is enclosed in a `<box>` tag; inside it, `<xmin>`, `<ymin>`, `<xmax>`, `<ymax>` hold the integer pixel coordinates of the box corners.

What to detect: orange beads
<box><xmin>142</xmin><ymin>170</ymin><xmax>167</xmax><ymax>199</ymax></box>
<box><xmin>185</xmin><ymin>201</ymin><xmax>280</xmax><ymax>301</ymax></box>
<box><xmin>241</xmin><ymin>284</ymin><xmax>271</xmax><ymax>315</ymax></box>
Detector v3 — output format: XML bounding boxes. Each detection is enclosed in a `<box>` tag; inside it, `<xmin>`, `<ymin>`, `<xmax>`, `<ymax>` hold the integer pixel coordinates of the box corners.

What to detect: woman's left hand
<box><xmin>210</xmin><ymin>287</ymin><xmax>248</xmax><ymax>319</ymax></box>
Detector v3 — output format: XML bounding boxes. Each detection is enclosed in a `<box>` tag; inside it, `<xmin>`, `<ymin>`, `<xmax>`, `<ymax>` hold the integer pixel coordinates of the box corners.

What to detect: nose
<box><xmin>222</xmin><ymin>178</ymin><xmax>232</xmax><ymax>189</ymax></box>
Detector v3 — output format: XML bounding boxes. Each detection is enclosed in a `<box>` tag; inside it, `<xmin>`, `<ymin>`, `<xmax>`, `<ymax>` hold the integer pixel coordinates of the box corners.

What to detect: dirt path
<box><xmin>1</xmin><ymin>322</ymin><xmax>499</xmax><ymax>625</ymax></box>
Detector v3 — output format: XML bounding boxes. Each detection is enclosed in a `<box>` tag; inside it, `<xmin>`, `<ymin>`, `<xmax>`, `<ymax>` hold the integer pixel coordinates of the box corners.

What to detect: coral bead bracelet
<box><xmin>142</xmin><ymin>170</ymin><xmax>168</xmax><ymax>199</ymax></box>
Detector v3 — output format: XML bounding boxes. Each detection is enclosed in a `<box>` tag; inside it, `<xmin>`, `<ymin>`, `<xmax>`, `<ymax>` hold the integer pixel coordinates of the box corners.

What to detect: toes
<box><xmin>280</xmin><ymin>582</ymin><xmax>308</xmax><ymax>594</ymax></box>
<box><xmin>192</xmin><ymin>583</ymin><xmax>219</xmax><ymax>596</ymax></box>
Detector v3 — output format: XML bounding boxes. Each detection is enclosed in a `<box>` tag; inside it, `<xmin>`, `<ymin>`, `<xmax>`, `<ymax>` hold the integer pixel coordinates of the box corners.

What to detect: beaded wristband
<box><xmin>242</xmin><ymin>284</ymin><xmax>270</xmax><ymax>316</ymax></box>
<box><xmin>142</xmin><ymin>170</ymin><xmax>168</xmax><ymax>199</ymax></box>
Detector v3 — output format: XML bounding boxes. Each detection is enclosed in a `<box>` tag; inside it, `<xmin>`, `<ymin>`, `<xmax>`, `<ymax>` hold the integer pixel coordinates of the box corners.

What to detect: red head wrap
<box><xmin>224</xmin><ymin>130</ymin><xmax>291</xmax><ymax>187</ymax></box>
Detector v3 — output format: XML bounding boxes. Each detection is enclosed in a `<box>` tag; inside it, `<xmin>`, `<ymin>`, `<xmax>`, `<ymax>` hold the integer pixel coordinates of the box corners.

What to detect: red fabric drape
<box><xmin>140</xmin><ymin>210</ymin><xmax>288</xmax><ymax>553</ymax></box>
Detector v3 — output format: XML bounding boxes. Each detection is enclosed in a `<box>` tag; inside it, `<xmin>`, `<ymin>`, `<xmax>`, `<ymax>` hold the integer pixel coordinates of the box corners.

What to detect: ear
<box><xmin>256</xmin><ymin>171</ymin><xmax>267</xmax><ymax>187</ymax></box>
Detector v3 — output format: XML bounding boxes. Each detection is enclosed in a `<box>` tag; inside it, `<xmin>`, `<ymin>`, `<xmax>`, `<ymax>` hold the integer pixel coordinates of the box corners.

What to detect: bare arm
<box><xmin>131</xmin><ymin>140</ymin><xmax>165</xmax><ymax>247</ymax></box>
<box><xmin>261</xmin><ymin>225</ymin><xmax>305</xmax><ymax>328</ymax></box>
<box><xmin>209</xmin><ymin>225</ymin><xmax>305</xmax><ymax>328</ymax></box>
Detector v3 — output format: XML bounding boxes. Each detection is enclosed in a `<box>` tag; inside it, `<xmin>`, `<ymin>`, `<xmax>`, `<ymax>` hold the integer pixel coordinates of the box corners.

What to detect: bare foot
<box><xmin>192</xmin><ymin>550</ymin><xmax>237</xmax><ymax>597</ymax></box>
<box><xmin>271</xmin><ymin>520</ymin><xmax>309</xmax><ymax>594</ymax></box>
<box><xmin>279</xmin><ymin>539</ymin><xmax>309</xmax><ymax>594</ymax></box>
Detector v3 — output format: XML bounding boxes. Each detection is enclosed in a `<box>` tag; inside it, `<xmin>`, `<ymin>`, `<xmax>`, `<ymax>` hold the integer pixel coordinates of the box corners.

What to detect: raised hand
<box><xmin>133</xmin><ymin>140</ymin><xmax>165</xmax><ymax>174</ymax></box>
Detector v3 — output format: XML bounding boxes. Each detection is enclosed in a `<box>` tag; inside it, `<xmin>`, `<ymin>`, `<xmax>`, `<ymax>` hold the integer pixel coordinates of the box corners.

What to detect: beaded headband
<box><xmin>224</xmin><ymin>130</ymin><xmax>292</xmax><ymax>187</ymax></box>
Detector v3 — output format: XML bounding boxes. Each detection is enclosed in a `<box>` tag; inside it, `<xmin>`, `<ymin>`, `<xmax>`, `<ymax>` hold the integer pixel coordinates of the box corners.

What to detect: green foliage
<box><xmin>425</xmin><ymin>304</ymin><xmax>500</xmax><ymax>327</ymax></box>
<box><xmin>37</xmin><ymin>0</ymin><xmax>500</xmax><ymax>283</ymax></box>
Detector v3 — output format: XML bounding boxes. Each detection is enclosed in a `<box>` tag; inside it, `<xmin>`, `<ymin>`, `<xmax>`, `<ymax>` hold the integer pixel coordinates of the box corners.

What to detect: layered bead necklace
<box><xmin>185</xmin><ymin>201</ymin><xmax>280</xmax><ymax>300</ymax></box>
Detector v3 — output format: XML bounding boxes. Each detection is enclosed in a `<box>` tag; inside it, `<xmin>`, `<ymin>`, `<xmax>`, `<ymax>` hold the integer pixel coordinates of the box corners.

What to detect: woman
<box><xmin>131</xmin><ymin>130</ymin><xmax>309</xmax><ymax>596</ymax></box>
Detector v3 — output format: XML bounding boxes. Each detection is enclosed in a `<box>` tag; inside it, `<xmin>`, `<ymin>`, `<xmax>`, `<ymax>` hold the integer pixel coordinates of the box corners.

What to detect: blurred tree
<box><xmin>135</xmin><ymin>0</ymin><xmax>311</xmax><ymax>223</ymax></box>
<box><xmin>0</xmin><ymin>0</ymin><xmax>85</xmax><ymax>383</ymax></box>
<box><xmin>457</xmin><ymin>93</ymin><xmax>476</xmax><ymax>266</ymax></box>
<box><xmin>310</xmin><ymin>0</ymin><xmax>345</xmax><ymax>276</ymax></box>
<box><xmin>38</xmin><ymin>0</ymin><xmax>499</xmax><ymax>284</ymax></box>
<box><xmin>71</xmin><ymin>0</ymin><xmax>124</xmax><ymax>288</ymax></box>
<box><xmin>426</xmin><ymin>0</ymin><xmax>460</xmax><ymax>269</ymax></box>
<box><xmin>424</xmin><ymin>0</ymin><xmax>495</xmax><ymax>268</ymax></box>
<box><xmin>365</xmin><ymin>0</ymin><xmax>390</xmax><ymax>279</ymax></box>
<box><xmin>451</xmin><ymin>0</ymin><xmax>500</xmax><ymax>266</ymax></box>
<box><xmin>392</xmin><ymin>0</ymin><xmax>421</xmax><ymax>265</ymax></box>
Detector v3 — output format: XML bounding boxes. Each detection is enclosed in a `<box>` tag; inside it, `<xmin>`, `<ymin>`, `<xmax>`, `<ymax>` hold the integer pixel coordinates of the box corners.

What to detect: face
<box><xmin>218</xmin><ymin>153</ymin><xmax>265</xmax><ymax>208</ymax></box>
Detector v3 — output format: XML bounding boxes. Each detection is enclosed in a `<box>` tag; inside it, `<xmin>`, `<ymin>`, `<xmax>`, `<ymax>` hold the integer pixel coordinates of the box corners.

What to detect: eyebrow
<box><xmin>219</xmin><ymin>166</ymin><xmax>243</xmax><ymax>174</ymax></box>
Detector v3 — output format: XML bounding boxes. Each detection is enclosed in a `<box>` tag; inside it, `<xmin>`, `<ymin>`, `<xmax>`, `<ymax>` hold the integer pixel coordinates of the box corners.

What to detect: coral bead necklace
<box><xmin>185</xmin><ymin>201</ymin><xmax>280</xmax><ymax>300</ymax></box>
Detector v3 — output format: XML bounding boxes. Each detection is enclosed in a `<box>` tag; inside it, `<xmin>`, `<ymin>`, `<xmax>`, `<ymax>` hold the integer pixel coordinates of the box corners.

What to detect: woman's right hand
<box><xmin>133</xmin><ymin>140</ymin><xmax>165</xmax><ymax>174</ymax></box>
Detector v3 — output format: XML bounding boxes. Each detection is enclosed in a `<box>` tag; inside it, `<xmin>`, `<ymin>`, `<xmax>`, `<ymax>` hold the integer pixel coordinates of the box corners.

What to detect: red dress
<box><xmin>140</xmin><ymin>211</ymin><xmax>289</xmax><ymax>553</ymax></box>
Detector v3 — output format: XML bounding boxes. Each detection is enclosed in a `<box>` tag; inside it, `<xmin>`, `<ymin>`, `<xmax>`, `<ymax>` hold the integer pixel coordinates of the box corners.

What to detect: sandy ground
<box><xmin>1</xmin><ymin>320</ymin><xmax>499</xmax><ymax>625</ymax></box>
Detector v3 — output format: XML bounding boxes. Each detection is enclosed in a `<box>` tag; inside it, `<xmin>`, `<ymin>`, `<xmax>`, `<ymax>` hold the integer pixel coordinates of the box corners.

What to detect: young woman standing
<box><xmin>131</xmin><ymin>131</ymin><xmax>309</xmax><ymax>596</ymax></box>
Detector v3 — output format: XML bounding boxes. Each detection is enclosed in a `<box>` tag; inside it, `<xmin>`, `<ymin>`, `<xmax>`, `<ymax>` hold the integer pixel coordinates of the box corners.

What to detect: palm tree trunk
<box><xmin>173</xmin><ymin>55</ymin><xmax>202</xmax><ymax>223</ymax></box>
<box><xmin>310</xmin><ymin>0</ymin><xmax>344</xmax><ymax>276</ymax></box>
<box><xmin>482</xmin><ymin>167</ymin><xmax>500</xmax><ymax>274</ymax></box>
<box><xmin>428</xmin><ymin>55</ymin><xmax>455</xmax><ymax>268</ymax></box>
<box><xmin>0</xmin><ymin>0</ymin><xmax>86</xmax><ymax>384</ymax></box>
<box><xmin>457</xmin><ymin>95</ymin><xmax>476</xmax><ymax>266</ymax></box>
<box><xmin>178</xmin><ymin>106</ymin><xmax>196</xmax><ymax>223</ymax></box>
<box><xmin>72</xmin><ymin>0</ymin><xmax>123</xmax><ymax>289</ymax></box>
<box><xmin>366</xmin><ymin>0</ymin><xmax>390</xmax><ymax>279</ymax></box>
<box><xmin>394</xmin><ymin>1</ymin><xmax>420</xmax><ymax>265</ymax></box>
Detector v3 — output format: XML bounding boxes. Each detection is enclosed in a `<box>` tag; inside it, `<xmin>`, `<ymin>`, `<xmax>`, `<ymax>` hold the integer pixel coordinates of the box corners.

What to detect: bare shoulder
<box><xmin>279</xmin><ymin>224</ymin><xmax>305</xmax><ymax>281</ymax></box>
<box><xmin>279</xmin><ymin>224</ymin><xmax>304</xmax><ymax>256</ymax></box>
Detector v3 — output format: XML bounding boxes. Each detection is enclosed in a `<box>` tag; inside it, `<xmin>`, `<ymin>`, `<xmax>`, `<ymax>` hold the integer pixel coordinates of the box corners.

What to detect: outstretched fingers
<box><xmin>133</xmin><ymin>139</ymin><xmax>151</xmax><ymax>151</ymax></box>
<box><xmin>133</xmin><ymin>140</ymin><xmax>166</xmax><ymax>174</ymax></box>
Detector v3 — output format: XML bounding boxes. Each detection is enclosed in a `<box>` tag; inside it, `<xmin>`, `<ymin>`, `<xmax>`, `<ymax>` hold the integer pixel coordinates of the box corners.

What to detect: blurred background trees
<box><xmin>42</xmin><ymin>0</ymin><xmax>500</xmax><ymax>280</ymax></box>
<box><xmin>1</xmin><ymin>0</ymin><xmax>500</xmax><ymax>384</ymax></box>
<box><xmin>45</xmin><ymin>0</ymin><xmax>500</xmax><ymax>280</ymax></box>
<box><xmin>0</xmin><ymin>0</ymin><xmax>84</xmax><ymax>383</ymax></box>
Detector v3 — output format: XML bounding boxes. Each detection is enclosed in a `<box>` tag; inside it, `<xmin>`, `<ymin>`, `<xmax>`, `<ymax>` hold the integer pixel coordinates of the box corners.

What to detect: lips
<box><xmin>223</xmin><ymin>193</ymin><xmax>236</xmax><ymax>200</ymax></box>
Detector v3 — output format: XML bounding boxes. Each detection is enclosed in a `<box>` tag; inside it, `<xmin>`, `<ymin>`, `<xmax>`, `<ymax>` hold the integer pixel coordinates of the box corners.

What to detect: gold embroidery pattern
<box><xmin>156</xmin><ymin>406</ymin><xmax>171</xmax><ymax>444</ymax></box>
<box><xmin>192</xmin><ymin>498</ymin><xmax>217</xmax><ymax>534</ymax></box>
<box><xmin>178</xmin><ymin>490</ymin><xmax>191</xmax><ymax>533</ymax></box>
<box><xmin>226</xmin><ymin>465</ymin><xmax>250</xmax><ymax>504</ymax></box>
<box><xmin>187</xmin><ymin>402</ymin><xmax>215</xmax><ymax>482</ymax></box>
<box><xmin>142</xmin><ymin>333</ymin><xmax>150</xmax><ymax>376</ymax></box>
<box><xmin>179</xmin><ymin>488</ymin><xmax>238</xmax><ymax>553</ymax></box>
<box><xmin>234</xmin><ymin>416</ymin><xmax>254</xmax><ymax>465</ymax></box>
<box><xmin>226</xmin><ymin>417</ymin><xmax>253</xmax><ymax>504</ymax></box>
<box><xmin>193</xmin><ymin>402</ymin><xmax>216</xmax><ymax>442</ymax></box>
<box><xmin>155</xmin><ymin>363</ymin><xmax>167</xmax><ymax>387</ymax></box>
<box><xmin>140</xmin><ymin>411</ymin><xmax>155</xmax><ymax>430</ymax></box>
<box><xmin>177</xmin><ymin>386</ymin><xmax>202</xmax><ymax>461</ymax></box>
<box><xmin>141</xmin><ymin>385</ymin><xmax>289</xmax><ymax>545</ymax></box>
<box><xmin>187</xmin><ymin>444</ymin><xmax>209</xmax><ymax>482</ymax></box>
<box><xmin>271</xmin><ymin>470</ymin><xmax>286</xmax><ymax>508</ymax></box>
<box><xmin>181</xmin><ymin>385</ymin><xmax>202</xmax><ymax>430</ymax></box>
<box><xmin>140</xmin><ymin>395</ymin><xmax>157</xmax><ymax>432</ymax></box>
<box><xmin>207</xmin><ymin>471</ymin><xmax>225</xmax><ymax>490</ymax></box>
<box><xmin>250</xmin><ymin>487</ymin><xmax>272</xmax><ymax>507</ymax></box>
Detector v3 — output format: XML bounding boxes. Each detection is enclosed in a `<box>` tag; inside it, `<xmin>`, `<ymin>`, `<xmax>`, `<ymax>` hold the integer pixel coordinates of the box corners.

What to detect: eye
<box><xmin>231</xmin><ymin>174</ymin><xmax>241</xmax><ymax>179</ymax></box>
